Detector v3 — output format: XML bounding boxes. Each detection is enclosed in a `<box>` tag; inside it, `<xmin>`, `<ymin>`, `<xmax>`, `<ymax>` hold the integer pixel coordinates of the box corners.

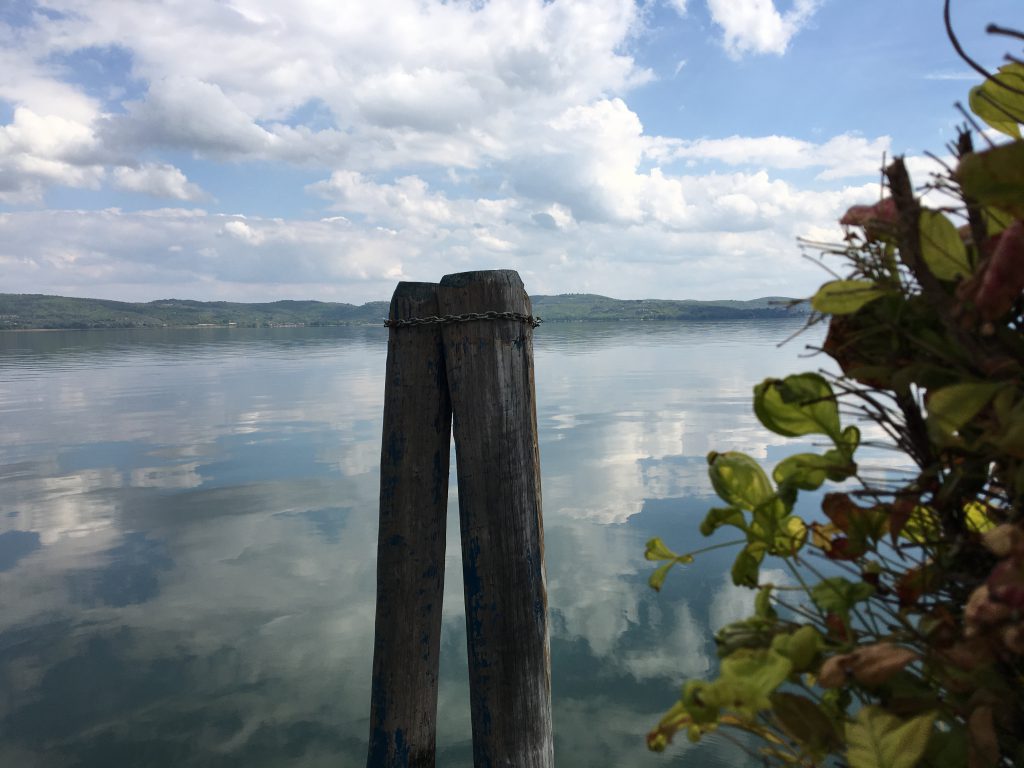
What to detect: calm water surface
<box><xmin>0</xmin><ymin>320</ymin><xmax>823</xmax><ymax>767</ymax></box>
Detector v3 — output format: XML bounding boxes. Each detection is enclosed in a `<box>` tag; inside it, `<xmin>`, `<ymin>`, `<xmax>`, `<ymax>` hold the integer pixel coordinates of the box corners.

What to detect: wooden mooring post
<box><xmin>367</xmin><ymin>270</ymin><xmax>553</xmax><ymax>768</ymax></box>
<box><xmin>368</xmin><ymin>282</ymin><xmax>452</xmax><ymax>767</ymax></box>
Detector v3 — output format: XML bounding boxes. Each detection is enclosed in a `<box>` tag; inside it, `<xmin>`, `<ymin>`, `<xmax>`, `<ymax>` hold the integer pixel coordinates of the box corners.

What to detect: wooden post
<box><xmin>367</xmin><ymin>282</ymin><xmax>452</xmax><ymax>768</ymax></box>
<box><xmin>438</xmin><ymin>270</ymin><xmax>553</xmax><ymax>768</ymax></box>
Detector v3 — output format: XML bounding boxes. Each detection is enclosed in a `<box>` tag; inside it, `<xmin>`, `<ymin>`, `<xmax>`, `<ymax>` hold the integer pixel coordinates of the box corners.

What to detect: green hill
<box><xmin>0</xmin><ymin>293</ymin><xmax>807</xmax><ymax>330</ymax></box>
<box><xmin>529</xmin><ymin>293</ymin><xmax>805</xmax><ymax>322</ymax></box>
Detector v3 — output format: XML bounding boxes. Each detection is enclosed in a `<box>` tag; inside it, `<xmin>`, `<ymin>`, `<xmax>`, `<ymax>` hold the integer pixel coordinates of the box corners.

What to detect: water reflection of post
<box><xmin>367</xmin><ymin>282</ymin><xmax>452</xmax><ymax>767</ymax></box>
<box><xmin>438</xmin><ymin>270</ymin><xmax>552</xmax><ymax>768</ymax></box>
<box><xmin>366</xmin><ymin>270</ymin><xmax>553</xmax><ymax>768</ymax></box>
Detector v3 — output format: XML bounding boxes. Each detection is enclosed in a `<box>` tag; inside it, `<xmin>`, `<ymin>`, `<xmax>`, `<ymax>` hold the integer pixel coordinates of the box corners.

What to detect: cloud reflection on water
<box><xmin>0</xmin><ymin>320</ymin><xmax>820</xmax><ymax>766</ymax></box>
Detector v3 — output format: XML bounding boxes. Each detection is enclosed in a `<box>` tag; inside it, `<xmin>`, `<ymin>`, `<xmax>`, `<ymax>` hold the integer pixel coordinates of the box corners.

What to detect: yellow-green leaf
<box><xmin>983</xmin><ymin>206</ymin><xmax>1013</xmax><ymax>237</ymax></box>
<box><xmin>770</xmin><ymin>692</ymin><xmax>843</xmax><ymax>755</ymax></box>
<box><xmin>754</xmin><ymin>374</ymin><xmax>840</xmax><ymax>440</ymax></box>
<box><xmin>646</xmin><ymin>542</ymin><xmax>695</xmax><ymax>590</ymax></box>
<box><xmin>900</xmin><ymin>506</ymin><xmax>940</xmax><ymax>544</ymax></box>
<box><xmin>970</xmin><ymin>85</ymin><xmax>1022</xmax><ymax>139</ymax></box>
<box><xmin>699</xmin><ymin>506</ymin><xmax>747</xmax><ymax>536</ymax></box>
<box><xmin>811</xmin><ymin>577</ymin><xmax>874</xmax><ymax>618</ymax></box>
<box><xmin>812</xmin><ymin>279</ymin><xmax>888</xmax><ymax>315</ymax></box>
<box><xmin>919</xmin><ymin>209</ymin><xmax>970</xmax><ymax>281</ymax></box>
<box><xmin>926</xmin><ymin>381</ymin><xmax>1003</xmax><ymax>436</ymax></box>
<box><xmin>968</xmin><ymin>62</ymin><xmax>1024</xmax><ymax>139</ymax></box>
<box><xmin>731</xmin><ymin>543</ymin><xmax>765</xmax><ymax>587</ymax></box>
<box><xmin>719</xmin><ymin>648</ymin><xmax>793</xmax><ymax>711</ymax></box>
<box><xmin>707</xmin><ymin>452</ymin><xmax>774</xmax><ymax>512</ymax></box>
<box><xmin>754</xmin><ymin>584</ymin><xmax>776</xmax><ymax>619</ymax></box>
<box><xmin>649</xmin><ymin>561</ymin><xmax>675</xmax><ymax>591</ymax></box>
<box><xmin>771</xmin><ymin>625</ymin><xmax>823</xmax><ymax>672</ymax></box>
<box><xmin>774</xmin><ymin>450</ymin><xmax>855</xmax><ymax>491</ymax></box>
<box><xmin>845</xmin><ymin>707</ymin><xmax>936</xmax><ymax>768</ymax></box>
<box><xmin>645</xmin><ymin>536</ymin><xmax>677</xmax><ymax>561</ymax></box>
<box><xmin>957</xmin><ymin>141</ymin><xmax>1024</xmax><ymax>220</ymax></box>
<box><xmin>964</xmin><ymin>501</ymin><xmax>996</xmax><ymax>534</ymax></box>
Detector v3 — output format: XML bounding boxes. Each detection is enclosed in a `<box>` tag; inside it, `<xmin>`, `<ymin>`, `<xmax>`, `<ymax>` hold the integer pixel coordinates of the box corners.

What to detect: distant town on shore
<box><xmin>0</xmin><ymin>292</ymin><xmax>810</xmax><ymax>331</ymax></box>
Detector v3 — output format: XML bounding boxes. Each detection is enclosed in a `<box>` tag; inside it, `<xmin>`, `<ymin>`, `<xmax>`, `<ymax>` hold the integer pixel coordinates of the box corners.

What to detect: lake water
<box><xmin>0</xmin><ymin>319</ymin><xmax>823</xmax><ymax>767</ymax></box>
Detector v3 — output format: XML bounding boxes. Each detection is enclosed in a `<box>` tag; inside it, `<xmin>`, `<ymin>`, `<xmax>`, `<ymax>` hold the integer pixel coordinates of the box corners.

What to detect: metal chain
<box><xmin>384</xmin><ymin>310</ymin><xmax>542</xmax><ymax>329</ymax></box>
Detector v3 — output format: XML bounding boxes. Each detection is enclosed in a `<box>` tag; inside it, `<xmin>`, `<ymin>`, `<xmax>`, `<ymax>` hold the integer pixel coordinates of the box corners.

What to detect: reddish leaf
<box><xmin>896</xmin><ymin>564</ymin><xmax>941</xmax><ymax>608</ymax></box>
<box><xmin>840</xmin><ymin>198</ymin><xmax>899</xmax><ymax>241</ymax></box>
<box><xmin>825</xmin><ymin>536</ymin><xmax>864</xmax><ymax>561</ymax></box>
<box><xmin>888</xmin><ymin>497</ymin><xmax>917</xmax><ymax>546</ymax></box>
<box><xmin>825</xmin><ymin>612</ymin><xmax>850</xmax><ymax>641</ymax></box>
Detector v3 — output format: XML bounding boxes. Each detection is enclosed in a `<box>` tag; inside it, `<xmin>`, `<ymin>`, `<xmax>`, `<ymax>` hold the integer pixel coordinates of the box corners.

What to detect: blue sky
<box><xmin>0</xmin><ymin>0</ymin><xmax>1017</xmax><ymax>303</ymax></box>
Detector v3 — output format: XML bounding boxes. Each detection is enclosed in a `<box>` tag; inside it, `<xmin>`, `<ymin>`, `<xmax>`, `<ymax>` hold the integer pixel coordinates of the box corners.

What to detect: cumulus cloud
<box><xmin>0</xmin><ymin>0</ymin><xmax>894</xmax><ymax>302</ymax></box>
<box><xmin>106</xmin><ymin>76</ymin><xmax>275</xmax><ymax>157</ymax></box>
<box><xmin>656</xmin><ymin>133</ymin><xmax>891</xmax><ymax>179</ymax></box>
<box><xmin>0</xmin><ymin>107</ymin><xmax>106</xmax><ymax>203</ymax></box>
<box><xmin>706</xmin><ymin>0</ymin><xmax>822</xmax><ymax>58</ymax></box>
<box><xmin>112</xmin><ymin>163</ymin><xmax>205</xmax><ymax>201</ymax></box>
<box><xmin>0</xmin><ymin>208</ymin><xmax>407</xmax><ymax>301</ymax></box>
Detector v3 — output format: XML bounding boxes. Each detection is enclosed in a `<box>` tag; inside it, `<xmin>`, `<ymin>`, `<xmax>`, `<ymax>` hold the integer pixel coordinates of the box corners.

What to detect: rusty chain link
<box><xmin>384</xmin><ymin>310</ymin><xmax>542</xmax><ymax>329</ymax></box>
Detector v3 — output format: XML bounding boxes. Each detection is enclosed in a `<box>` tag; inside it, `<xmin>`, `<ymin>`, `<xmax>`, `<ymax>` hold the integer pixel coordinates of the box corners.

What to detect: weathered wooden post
<box><xmin>367</xmin><ymin>270</ymin><xmax>552</xmax><ymax>768</ymax></box>
<box><xmin>438</xmin><ymin>270</ymin><xmax>553</xmax><ymax>768</ymax></box>
<box><xmin>367</xmin><ymin>282</ymin><xmax>452</xmax><ymax>768</ymax></box>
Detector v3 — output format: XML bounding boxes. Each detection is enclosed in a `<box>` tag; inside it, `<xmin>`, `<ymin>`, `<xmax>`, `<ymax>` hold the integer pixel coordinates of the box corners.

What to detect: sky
<box><xmin>0</xmin><ymin>0</ymin><xmax>1018</xmax><ymax>304</ymax></box>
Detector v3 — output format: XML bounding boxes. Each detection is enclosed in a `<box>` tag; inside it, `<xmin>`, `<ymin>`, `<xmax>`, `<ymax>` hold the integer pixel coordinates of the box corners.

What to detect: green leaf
<box><xmin>919</xmin><ymin>720</ymin><xmax>968</xmax><ymax>768</ymax></box>
<box><xmin>715</xmin><ymin>618</ymin><xmax>776</xmax><ymax>656</ymax></box>
<box><xmin>811</xmin><ymin>279</ymin><xmax>888</xmax><ymax>314</ymax></box>
<box><xmin>645</xmin><ymin>536</ymin><xmax>677</xmax><ymax>561</ymax></box>
<box><xmin>845</xmin><ymin>707</ymin><xmax>936</xmax><ymax>768</ymax></box>
<box><xmin>699</xmin><ymin>506</ymin><xmax>747</xmax><ymax>536</ymax></box>
<box><xmin>899</xmin><ymin>507</ymin><xmax>941</xmax><ymax>545</ymax></box>
<box><xmin>811</xmin><ymin>577</ymin><xmax>874</xmax><ymax>618</ymax></box>
<box><xmin>754</xmin><ymin>373</ymin><xmax>840</xmax><ymax>440</ymax></box>
<box><xmin>983</xmin><ymin>206</ymin><xmax>1013</xmax><ymax>237</ymax></box>
<box><xmin>918</xmin><ymin>209</ymin><xmax>970</xmax><ymax>281</ymax></box>
<box><xmin>770</xmin><ymin>692</ymin><xmax>843</xmax><ymax>755</ymax></box>
<box><xmin>838</xmin><ymin>425</ymin><xmax>861</xmax><ymax>460</ymax></box>
<box><xmin>968</xmin><ymin>62</ymin><xmax>1024</xmax><ymax>139</ymax></box>
<box><xmin>681</xmin><ymin>680</ymin><xmax>721</xmax><ymax>723</ymax></box>
<box><xmin>774</xmin><ymin>450</ymin><xmax>856</xmax><ymax>491</ymax></box>
<box><xmin>731</xmin><ymin>543</ymin><xmax>765</xmax><ymax>587</ymax></box>
<box><xmin>957</xmin><ymin>141</ymin><xmax>1024</xmax><ymax>220</ymax></box>
<box><xmin>750</xmin><ymin>505</ymin><xmax>807</xmax><ymax>557</ymax></box>
<box><xmin>926</xmin><ymin>381</ymin><xmax>1003</xmax><ymax>437</ymax></box>
<box><xmin>646</xmin><ymin>538</ymin><xmax>695</xmax><ymax>590</ymax></box>
<box><xmin>970</xmin><ymin>85</ymin><xmax>1022</xmax><ymax>138</ymax></box>
<box><xmin>649</xmin><ymin>561</ymin><xmax>675</xmax><ymax>591</ymax></box>
<box><xmin>719</xmin><ymin>648</ymin><xmax>793</xmax><ymax>711</ymax></box>
<box><xmin>754</xmin><ymin>584</ymin><xmax>776</xmax><ymax>619</ymax></box>
<box><xmin>707</xmin><ymin>452</ymin><xmax>774</xmax><ymax>512</ymax></box>
<box><xmin>771</xmin><ymin>625</ymin><xmax>823</xmax><ymax>671</ymax></box>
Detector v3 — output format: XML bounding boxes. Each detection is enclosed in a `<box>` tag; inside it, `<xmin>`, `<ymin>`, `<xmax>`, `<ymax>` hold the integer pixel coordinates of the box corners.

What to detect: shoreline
<box><xmin>0</xmin><ymin>314</ymin><xmax>809</xmax><ymax>333</ymax></box>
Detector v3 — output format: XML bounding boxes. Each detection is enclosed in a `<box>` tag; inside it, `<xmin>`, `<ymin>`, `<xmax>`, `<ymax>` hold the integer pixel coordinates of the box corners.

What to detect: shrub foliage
<box><xmin>646</xmin><ymin>28</ymin><xmax>1024</xmax><ymax>768</ymax></box>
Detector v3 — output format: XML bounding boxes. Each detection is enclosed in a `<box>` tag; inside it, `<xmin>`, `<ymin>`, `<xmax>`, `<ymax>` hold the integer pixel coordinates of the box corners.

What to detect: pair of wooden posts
<box><xmin>367</xmin><ymin>270</ymin><xmax>553</xmax><ymax>768</ymax></box>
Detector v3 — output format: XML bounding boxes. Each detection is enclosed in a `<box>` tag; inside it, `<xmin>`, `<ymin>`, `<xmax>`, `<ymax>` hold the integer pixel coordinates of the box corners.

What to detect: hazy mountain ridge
<box><xmin>0</xmin><ymin>293</ymin><xmax>808</xmax><ymax>330</ymax></box>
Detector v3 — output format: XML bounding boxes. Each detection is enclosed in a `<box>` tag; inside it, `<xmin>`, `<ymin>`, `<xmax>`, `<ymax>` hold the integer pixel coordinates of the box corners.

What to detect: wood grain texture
<box><xmin>438</xmin><ymin>270</ymin><xmax>553</xmax><ymax>768</ymax></box>
<box><xmin>367</xmin><ymin>282</ymin><xmax>452</xmax><ymax>768</ymax></box>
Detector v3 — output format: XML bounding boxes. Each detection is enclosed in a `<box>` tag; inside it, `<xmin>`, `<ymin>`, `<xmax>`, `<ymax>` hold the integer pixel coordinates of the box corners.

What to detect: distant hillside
<box><xmin>530</xmin><ymin>294</ymin><xmax>806</xmax><ymax>322</ymax></box>
<box><xmin>0</xmin><ymin>293</ymin><xmax>808</xmax><ymax>330</ymax></box>
<box><xmin>0</xmin><ymin>295</ymin><xmax>390</xmax><ymax>330</ymax></box>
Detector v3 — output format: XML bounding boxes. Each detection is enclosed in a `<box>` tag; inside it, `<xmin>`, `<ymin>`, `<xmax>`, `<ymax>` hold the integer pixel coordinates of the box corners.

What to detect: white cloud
<box><xmin>107</xmin><ymin>76</ymin><xmax>275</xmax><ymax>157</ymax></box>
<box><xmin>0</xmin><ymin>208</ymin><xmax>407</xmax><ymax>301</ymax></box>
<box><xmin>666</xmin><ymin>0</ymin><xmax>689</xmax><ymax>17</ymax></box>
<box><xmin>656</xmin><ymin>133</ymin><xmax>891</xmax><ymax>179</ymax></box>
<box><xmin>706</xmin><ymin>0</ymin><xmax>822</xmax><ymax>58</ymax></box>
<box><xmin>112</xmin><ymin>163</ymin><xmax>205</xmax><ymax>201</ymax></box>
<box><xmin>0</xmin><ymin>106</ymin><xmax>106</xmax><ymax>202</ymax></box>
<box><xmin>0</xmin><ymin>0</ymin><xmax>894</xmax><ymax>302</ymax></box>
<box><xmin>26</xmin><ymin>0</ymin><xmax>648</xmax><ymax>170</ymax></box>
